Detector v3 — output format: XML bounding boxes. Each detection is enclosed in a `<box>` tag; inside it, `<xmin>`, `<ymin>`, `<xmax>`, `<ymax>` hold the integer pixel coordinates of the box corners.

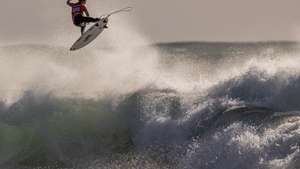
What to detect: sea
<box><xmin>0</xmin><ymin>41</ymin><xmax>300</xmax><ymax>169</ymax></box>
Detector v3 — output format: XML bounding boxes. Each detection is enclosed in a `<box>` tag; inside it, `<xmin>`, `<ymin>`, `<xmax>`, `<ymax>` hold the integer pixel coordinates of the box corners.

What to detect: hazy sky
<box><xmin>1</xmin><ymin>0</ymin><xmax>300</xmax><ymax>43</ymax></box>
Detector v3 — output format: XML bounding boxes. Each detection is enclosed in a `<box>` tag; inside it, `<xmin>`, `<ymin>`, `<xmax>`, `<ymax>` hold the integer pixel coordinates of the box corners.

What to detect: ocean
<box><xmin>0</xmin><ymin>42</ymin><xmax>300</xmax><ymax>169</ymax></box>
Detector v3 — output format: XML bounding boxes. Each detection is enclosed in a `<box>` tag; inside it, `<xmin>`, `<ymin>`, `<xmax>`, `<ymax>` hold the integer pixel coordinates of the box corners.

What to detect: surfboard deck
<box><xmin>70</xmin><ymin>18</ymin><xmax>108</xmax><ymax>51</ymax></box>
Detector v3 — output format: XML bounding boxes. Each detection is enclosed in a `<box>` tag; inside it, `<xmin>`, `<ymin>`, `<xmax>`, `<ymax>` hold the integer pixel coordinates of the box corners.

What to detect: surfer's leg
<box><xmin>81</xmin><ymin>16</ymin><xmax>100</xmax><ymax>23</ymax></box>
<box><xmin>80</xmin><ymin>26</ymin><xmax>85</xmax><ymax>35</ymax></box>
<box><xmin>73</xmin><ymin>15</ymin><xmax>83</xmax><ymax>26</ymax></box>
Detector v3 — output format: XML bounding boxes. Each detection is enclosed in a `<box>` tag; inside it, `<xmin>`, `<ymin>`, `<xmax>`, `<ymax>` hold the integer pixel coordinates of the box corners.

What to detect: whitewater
<box><xmin>1</xmin><ymin>14</ymin><xmax>300</xmax><ymax>168</ymax></box>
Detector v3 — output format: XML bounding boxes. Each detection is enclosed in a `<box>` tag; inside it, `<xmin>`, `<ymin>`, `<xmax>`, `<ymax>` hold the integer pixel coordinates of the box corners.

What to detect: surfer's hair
<box><xmin>79</xmin><ymin>0</ymin><xmax>86</xmax><ymax>2</ymax></box>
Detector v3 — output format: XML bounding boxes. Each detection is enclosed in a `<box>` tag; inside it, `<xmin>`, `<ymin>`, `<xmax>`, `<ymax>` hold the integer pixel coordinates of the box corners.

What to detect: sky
<box><xmin>1</xmin><ymin>0</ymin><xmax>300</xmax><ymax>43</ymax></box>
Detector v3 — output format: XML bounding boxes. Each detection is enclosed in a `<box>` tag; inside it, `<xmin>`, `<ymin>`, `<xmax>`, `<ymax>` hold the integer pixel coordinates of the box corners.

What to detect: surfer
<box><xmin>67</xmin><ymin>0</ymin><xmax>107</xmax><ymax>35</ymax></box>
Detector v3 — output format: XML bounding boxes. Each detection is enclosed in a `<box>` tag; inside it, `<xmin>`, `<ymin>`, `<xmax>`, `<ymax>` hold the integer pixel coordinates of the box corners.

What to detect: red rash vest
<box><xmin>70</xmin><ymin>3</ymin><xmax>87</xmax><ymax>19</ymax></box>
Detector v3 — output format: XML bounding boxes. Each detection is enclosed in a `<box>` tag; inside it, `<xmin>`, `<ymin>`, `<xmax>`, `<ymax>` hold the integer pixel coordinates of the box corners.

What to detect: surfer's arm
<box><xmin>66</xmin><ymin>0</ymin><xmax>74</xmax><ymax>6</ymax></box>
<box><xmin>84</xmin><ymin>8</ymin><xmax>90</xmax><ymax>17</ymax></box>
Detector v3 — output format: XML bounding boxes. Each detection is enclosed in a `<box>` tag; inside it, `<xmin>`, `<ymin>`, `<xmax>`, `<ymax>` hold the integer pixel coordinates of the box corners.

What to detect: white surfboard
<box><xmin>70</xmin><ymin>18</ymin><xmax>107</xmax><ymax>51</ymax></box>
<box><xmin>70</xmin><ymin>7</ymin><xmax>133</xmax><ymax>51</ymax></box>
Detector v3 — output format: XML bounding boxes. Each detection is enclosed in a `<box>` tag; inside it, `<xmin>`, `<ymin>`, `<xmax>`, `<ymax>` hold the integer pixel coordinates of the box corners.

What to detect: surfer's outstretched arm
<box><xmin>66</xmin><ymin>0</ymin><xmax>74</xmax><ymax>6</ymax></box>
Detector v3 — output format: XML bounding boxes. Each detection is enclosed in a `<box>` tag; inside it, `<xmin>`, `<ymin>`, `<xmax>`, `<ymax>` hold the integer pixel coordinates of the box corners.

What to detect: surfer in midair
<box><xmin>67</xmin><ymin>0</ymin><xmax>107</xmax><ymax>35</ymax></box>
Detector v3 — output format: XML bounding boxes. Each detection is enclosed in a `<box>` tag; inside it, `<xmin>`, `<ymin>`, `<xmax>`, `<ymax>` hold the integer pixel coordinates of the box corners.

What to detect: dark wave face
<box><xmin>0</xmin><ymin>42</ymin><xmax>300</xmax><ymax>169</ymax></box>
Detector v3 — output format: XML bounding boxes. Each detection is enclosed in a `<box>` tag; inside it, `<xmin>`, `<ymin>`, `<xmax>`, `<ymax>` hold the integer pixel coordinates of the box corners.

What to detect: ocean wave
<box><xmin>1</xmin><ymin>42</ymin><xmax>300</xmax><ymax>168</ymax></box>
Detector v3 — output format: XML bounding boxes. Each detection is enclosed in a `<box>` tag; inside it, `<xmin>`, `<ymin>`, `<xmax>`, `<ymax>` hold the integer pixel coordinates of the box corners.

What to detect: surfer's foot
<box><xmin>103</xmin><ymin>18</ymin><xmax>108</xmax><ymax>23</ymax></box>
<box><xmin>104</xmin><ymin>25</ymin><xmax>108</xmax><ymax>29</ymax></box>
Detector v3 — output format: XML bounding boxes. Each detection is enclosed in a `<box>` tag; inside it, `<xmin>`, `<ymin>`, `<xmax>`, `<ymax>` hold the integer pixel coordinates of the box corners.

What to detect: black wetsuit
<box><xmin>73</xmin><ymin>14</ymin><xmax>99</xmax><ymax>27</ymax></box>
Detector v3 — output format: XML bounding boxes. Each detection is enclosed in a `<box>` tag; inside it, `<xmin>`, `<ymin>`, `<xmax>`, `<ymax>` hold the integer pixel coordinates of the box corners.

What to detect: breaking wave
<box><xmin>0</xmin><ymin>42</ymin><xmax>300</xmax><ymax>169</ymax></box>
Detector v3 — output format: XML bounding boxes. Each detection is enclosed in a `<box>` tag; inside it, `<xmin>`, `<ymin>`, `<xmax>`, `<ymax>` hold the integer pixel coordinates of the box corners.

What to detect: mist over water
<box><xmin>1</xmin><ymin>17</ymin><xmax>300</xmax><ymax>168</ymax></box>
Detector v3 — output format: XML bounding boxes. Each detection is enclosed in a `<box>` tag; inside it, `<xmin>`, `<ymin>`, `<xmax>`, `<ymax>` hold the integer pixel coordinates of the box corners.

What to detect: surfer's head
<box><xmin>79</xmin><ymin>0</ymin><xmax>86</xmax><ymax>4</ymax></box>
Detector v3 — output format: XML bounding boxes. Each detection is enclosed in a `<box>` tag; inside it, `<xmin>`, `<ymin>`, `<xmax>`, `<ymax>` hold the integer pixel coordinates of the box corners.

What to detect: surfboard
<box><xmin>70</xmin><ymin>18</ymin><xmax>107</xmax><ymax>51</ymax></box>
<box><xmin>70</xmin><ymin>7</ymin><xmax>133</xmax><ymax>51</ymax></box>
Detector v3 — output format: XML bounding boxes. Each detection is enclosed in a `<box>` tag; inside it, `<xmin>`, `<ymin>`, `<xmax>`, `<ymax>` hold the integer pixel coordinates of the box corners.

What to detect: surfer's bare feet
<box><xmin>104</xmin><ymin>25</ymin><xmax>108</xmax><ymax>28</ymax></box>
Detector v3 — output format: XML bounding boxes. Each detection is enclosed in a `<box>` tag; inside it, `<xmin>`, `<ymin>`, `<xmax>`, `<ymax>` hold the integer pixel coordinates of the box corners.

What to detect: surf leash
<box><xmin>102</xmin><ymin>7</ymin><xmax>133</xmax><ymax>18</ymax></box>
